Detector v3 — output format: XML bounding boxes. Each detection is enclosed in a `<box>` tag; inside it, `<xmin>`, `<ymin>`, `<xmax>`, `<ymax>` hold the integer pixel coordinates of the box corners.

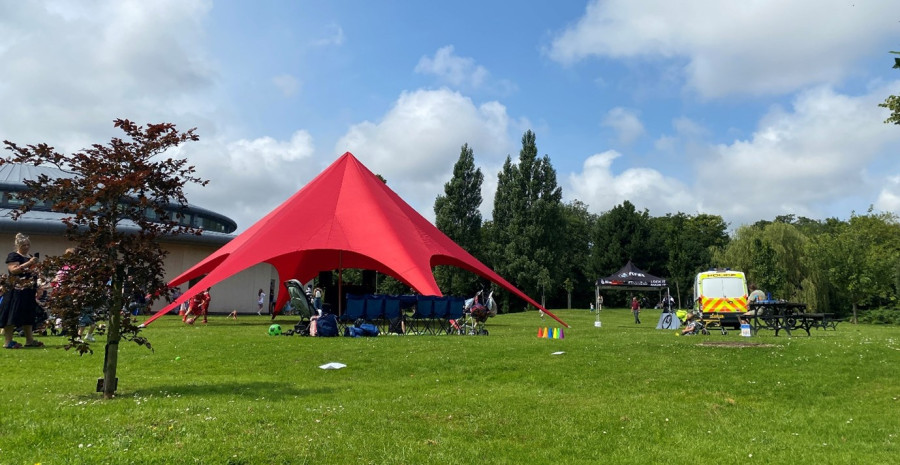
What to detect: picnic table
<box><xmin>745</xmin><ymin>301</ymin><xmax>835</xmax><ymax>336</ymax></box>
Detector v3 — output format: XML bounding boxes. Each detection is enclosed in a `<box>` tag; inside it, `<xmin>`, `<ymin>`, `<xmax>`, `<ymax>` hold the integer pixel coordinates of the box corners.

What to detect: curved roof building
<box><xmin>0</xmin><ymin>163</ymin><xmax>278</xmax><ymax>315</ymax></box>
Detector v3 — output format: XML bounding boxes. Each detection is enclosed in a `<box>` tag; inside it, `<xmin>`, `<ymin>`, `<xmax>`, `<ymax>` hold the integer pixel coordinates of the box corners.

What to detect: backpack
<box><xmin>316</xmin><ymin>313</ymin><xmax>338</xmax><ymax>337</ymax></box>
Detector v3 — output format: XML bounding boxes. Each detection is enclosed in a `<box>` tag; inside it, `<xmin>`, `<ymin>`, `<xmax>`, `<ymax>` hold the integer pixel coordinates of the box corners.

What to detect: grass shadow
<box><xmin>132</xmin><ymin>381</ymin><xmax>335</xmax><ymax>399</ymax></box>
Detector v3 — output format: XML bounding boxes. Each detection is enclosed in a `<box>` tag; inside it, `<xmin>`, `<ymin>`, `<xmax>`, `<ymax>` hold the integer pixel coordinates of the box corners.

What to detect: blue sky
<box><xmin>2</xmin><ymin>0</ymin><xmax>899</xmax><ymax>233</ymax></box>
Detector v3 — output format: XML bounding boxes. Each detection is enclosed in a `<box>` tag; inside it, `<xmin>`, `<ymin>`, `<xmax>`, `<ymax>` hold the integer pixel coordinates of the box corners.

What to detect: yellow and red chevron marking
<box><xmin>701</xmin><ymin>296</ymin><xmax>748</xmax><ymax>313</ymax></box>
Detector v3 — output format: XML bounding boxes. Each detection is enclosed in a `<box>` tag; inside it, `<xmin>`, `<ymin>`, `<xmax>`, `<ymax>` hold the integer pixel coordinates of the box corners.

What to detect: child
<box><xmin>257</xmin><ymin>289</ymin><xmax>265</xmax><ymax>315</ymax></box>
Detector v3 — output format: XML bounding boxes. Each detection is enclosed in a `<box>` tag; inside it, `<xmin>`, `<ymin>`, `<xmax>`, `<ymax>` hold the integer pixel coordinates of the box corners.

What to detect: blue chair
<box><xmin>431</xmin><ymin>297</ymin><xmax>450</xmax><ymax>334</ymax></box>
<box><xmin>340</xmin><ymin>294</ymin><xmax>367</xmax><ymax>333</ymax></box>
<box><xmin>412</xmin><ymin>295</ymin><xmax>436</xmax><ymax>334</ymax></box>
<box><xmin>364</xmin><ymin>294</ymin><xmax>385</xmax><ymax>322</ymax></box>
<box><xmin>382</xmin><ymin>295</ymin><xmax>403</xmax><ymax>334</ymax></box>
<box><xmin>446</xmin><ymin>297</ymin><xmax>466</xmax><ymax>334</ymax></box>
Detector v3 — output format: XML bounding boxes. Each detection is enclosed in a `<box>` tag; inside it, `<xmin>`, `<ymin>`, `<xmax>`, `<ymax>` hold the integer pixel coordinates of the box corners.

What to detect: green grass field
<box><xmin>1</xmin><ymin>308</ymin><xmax>898</xmax><ymax>464</ymax></box>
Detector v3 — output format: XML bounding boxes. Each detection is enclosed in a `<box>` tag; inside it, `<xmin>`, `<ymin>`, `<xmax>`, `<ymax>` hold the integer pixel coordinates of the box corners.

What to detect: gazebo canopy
<box><xmin>597</xmin><ymin>260</ymin><xmax>667</xmax><ymax>291</ymax></box>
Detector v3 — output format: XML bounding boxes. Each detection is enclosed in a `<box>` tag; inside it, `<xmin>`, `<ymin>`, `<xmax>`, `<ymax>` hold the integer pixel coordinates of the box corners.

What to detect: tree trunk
<box><xmin>102</xmin><ymin>265</ymin><xmax>125</xmax><ymax>399</ymax></box>
<box><xmin>567</xmin><ymin>292</ymin><xmax>571</xmax><ymax>309</ymax></box>
<box><xmin>851</xmin><ymin>302</ymin><xmax>858</xmax><ymax>325</ymax></box>
<box><xmin>102</xmin><ymin>310</ymin><xmax>121</xmax><ymax>399</ymax></box>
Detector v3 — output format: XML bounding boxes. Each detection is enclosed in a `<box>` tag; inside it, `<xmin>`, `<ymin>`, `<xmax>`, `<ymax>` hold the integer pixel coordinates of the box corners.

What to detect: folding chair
<box><xmin>431</xmin><ymin>297</ymin><xmax>450</xmax><ymax>334</ymax></box>
<box><xmin>340</xmin><ymin>293</ymin><xmax>367</xmax><ymax>334</ymax></box>
<box><xmin>411</xmin><ymin>295</ymin><xmax>436</xmax><ymax>334</ymax></box>
<box><xmin>364</xmin><ymin>294</ymin><xmax>385</xmax><ymax>329</ymax></box>
<box><xmin>382</xmin><ymin>295</ymin><xmax>404</xmax><ymax>334</ymax></box>
<box><xmin>446</xmin><ymin>297</ymin><xmax>465</xmax><ymax>335</ymax></box>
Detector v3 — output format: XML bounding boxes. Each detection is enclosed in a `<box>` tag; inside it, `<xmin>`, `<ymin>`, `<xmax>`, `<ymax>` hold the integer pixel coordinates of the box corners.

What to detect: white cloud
<box><xmin>568</xmin><ymin>150</ymin><xmax>695</xmax><ymax>216</ymax></box>
<box><xmin>183</xmin><ymin>131</ymin><xmax>315</xmax><ymax>231</ymax></box>
<box><xmin>568</xmin><ymin>83</ymin><xmax>900</xmax><ymax>226</ymax></box>
<box><xmin>416</xmin><ymin>46</ymin><xmax>489</xmax><ymax>88</ymax></box>
<box><xmin>547</xmin><ymin>0</ymin><xmax>897</xmax><ymax>98</ymax></box>
<box><xmin>875</xmin><ymin>176</ymin><xmax>900</xmax><ymax>213</ymax></box>
<box><xmin>335</xmin><ymin>88</ymin><xmax>515</xmax><ymax>220</ymax></box>
<box><xmin>696</xmin><ymin>85</ymin><xmax>900</xmax><ymax>223</ymax></box>
<box><xmin>0</xmin><ymin>0</ymin><xmax>216</xmax><ymax>151</ymax></box>
<box><xmin>601</xmin><ymin>107</ymin><xmax>645</xmax><ymax>145</ymax></box>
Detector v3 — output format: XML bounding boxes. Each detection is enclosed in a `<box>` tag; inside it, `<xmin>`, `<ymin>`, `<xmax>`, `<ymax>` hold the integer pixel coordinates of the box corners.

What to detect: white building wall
<box><xmin>0</xmin><ymin>232</ymin><xmax>280</xmax><ymax>315</ymax></box>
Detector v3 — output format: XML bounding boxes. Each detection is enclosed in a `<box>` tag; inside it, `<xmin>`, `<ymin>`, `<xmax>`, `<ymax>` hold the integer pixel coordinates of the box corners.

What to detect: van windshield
<box><xmin>702</xmin><ymin>277</ymin><xmax>745</xmax><ymax>298</ymax></box>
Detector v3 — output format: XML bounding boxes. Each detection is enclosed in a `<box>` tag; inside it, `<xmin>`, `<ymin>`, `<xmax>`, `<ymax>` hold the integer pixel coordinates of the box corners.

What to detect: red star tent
<box><xmin>144</xmin><ymin>152</ymin><xmax>568</xmax><ymax>328</ymax></box>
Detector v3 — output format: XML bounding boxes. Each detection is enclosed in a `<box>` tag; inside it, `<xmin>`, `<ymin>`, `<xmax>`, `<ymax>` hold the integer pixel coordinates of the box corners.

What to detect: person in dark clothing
<box><xmin>1</xmin><ymin>233</ymin><xmax>44</xmax><ymax>349</ymax></box>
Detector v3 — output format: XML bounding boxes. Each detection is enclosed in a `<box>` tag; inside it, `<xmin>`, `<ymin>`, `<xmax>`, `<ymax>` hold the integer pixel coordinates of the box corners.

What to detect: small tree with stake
<box><xmin>2</xmin><ymin>119</ymin><xmax>207</xmax><ymax>398</ymax></box>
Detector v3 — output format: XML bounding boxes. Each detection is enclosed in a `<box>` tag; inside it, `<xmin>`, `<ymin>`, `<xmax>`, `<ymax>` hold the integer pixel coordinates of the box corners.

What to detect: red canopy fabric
<box><xmin>143</xmin><ymin>152</ymin><xmax>568</xmax><ymax>327</ymax></box>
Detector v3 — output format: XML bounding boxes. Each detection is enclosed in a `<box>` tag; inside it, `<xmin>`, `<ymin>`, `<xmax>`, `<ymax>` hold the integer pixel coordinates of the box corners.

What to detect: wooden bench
<box><xmin>803</xmin><ymin>313</ymin><xmax>839</xmax><ymax>330</ymax></box>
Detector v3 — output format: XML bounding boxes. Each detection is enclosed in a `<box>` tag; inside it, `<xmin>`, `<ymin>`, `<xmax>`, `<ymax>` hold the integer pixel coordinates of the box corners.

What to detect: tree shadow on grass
<box><xmin>131</xmin><ymin>381</ymin><xmax>334</xmax><ymax>400</ymax></box>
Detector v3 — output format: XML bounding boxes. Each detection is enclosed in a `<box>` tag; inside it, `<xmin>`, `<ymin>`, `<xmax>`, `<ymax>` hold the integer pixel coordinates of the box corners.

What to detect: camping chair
<box><xmin>431</xmin><ymin>297</ymin><xmax>450</xmax><ymax>334</ymax></box>
<box><xmin>411</xmin><ymin>295</ymin><xmax>436</xmax><ymax>334</ymax></box>
<box><xmin>340</xmin><ymin>294</ymin><xmax>367</xmax><ymax>333</ymax></box>
<box><xmin>364</xmin><ymin>294</ymin><xmax>385</xmax><ymax>328</ymax></box>
<box><xmin>446</xmin><ymin>297</ymin><xmax>465</xmax><ymax>335</ymax></box>
<box><xmin>383</xmin><ymin>295</ymin><xmax>404</xmax><ymax>334</ymax></box>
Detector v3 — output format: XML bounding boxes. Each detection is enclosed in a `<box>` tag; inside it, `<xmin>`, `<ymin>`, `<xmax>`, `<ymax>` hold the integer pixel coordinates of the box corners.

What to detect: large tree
<box><xmin>2</xmin><ymin>119</ymin><xmax>206</xmax><ymax>398</ymax></box>
<box><xmin>811</xmin><ymin>210</ymin><xmax>900</xmax><ymax>323</ymax></box>
<box><xmin>433</xmin><ymin>143</ymin><xmax>484</xmax><ymax>295</ymax></box>
<box><xmin>591</xmin><ymin>201</ymin><xmax>656</xmax><ymax>276</ymax></box>
<box><xmin>657</xmin><ymin>212</ymin><xmax>729</xmax><ymax>305</ymax></box>
<box><xmin>488</xmin><ymin>130</ymin><xmax>563</xmax><ymax>310</ymax></box>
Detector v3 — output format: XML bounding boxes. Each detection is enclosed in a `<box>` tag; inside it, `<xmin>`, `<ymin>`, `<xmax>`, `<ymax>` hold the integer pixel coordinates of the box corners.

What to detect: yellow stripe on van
<box><xmin>701</xmin><ymin>296</ymin><xmax>748</xmax><ymax>313</ymax></box>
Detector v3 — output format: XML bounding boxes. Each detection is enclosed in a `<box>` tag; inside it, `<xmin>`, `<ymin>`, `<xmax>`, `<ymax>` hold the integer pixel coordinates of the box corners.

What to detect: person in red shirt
<box><xmin>631</xmin><ymin>296</ymin><xmax>641</xmax><ymax>324</ymax></box>
<box><xmin>184</xmin><ymin>288</ymin><xmax>211</xmax><ymax>325</ymax></box>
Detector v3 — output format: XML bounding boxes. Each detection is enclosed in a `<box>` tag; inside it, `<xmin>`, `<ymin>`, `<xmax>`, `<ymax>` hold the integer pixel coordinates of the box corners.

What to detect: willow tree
<box><xmin>2</xmin><ymin>119</ymin><xmax>206</xmax><ymax>398</ymax></box>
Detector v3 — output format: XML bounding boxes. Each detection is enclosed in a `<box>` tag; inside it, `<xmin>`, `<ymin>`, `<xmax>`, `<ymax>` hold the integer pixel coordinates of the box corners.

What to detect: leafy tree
<box><xmin>2</xmin><ymin>119</ymin><xmax>206</xmax><ymax>398</ymax></box>
<box><xmin>558</xmin><ymin>200</ymin><xmax>595</xmax><ymax>308</ymax></box>
<box><xmin>657</xmin><ymin>212</ymin><xmax>728</xmax><ymax>306</ymax></box>
<box><xmin>713</xmin><ymin>222</ymin><xmax>809</xmax><ymax>301</ymax></box>
<box><xmin>487</xmin><ymin>130</ymin><xmax>563</xmax><ymax>310</ymax></box>
<box><xmin>812</xmin><ymin>210</ymin><xmax>900</xmax><ymax>323</ymax></box>
<box><xmin>879</xmin><ymin>51</ymin><xmax>900</xmax><ymax>125</ymax></box>
<box><xmin>433</xmin><ymin>143</ymin><xmax>484</xmax><ymax>295</ymax></box>
<box><xmin>590</xmin><ymin>201</ymin><xmax>660</xmax><ymax>272</ymax></box>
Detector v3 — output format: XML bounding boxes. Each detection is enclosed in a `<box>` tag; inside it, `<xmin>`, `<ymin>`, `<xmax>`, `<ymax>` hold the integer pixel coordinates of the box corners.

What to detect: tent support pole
<box><xmin>338</xmin><ymin>251</ymin><xmax>343</xmax><ymax>316</ymax></box>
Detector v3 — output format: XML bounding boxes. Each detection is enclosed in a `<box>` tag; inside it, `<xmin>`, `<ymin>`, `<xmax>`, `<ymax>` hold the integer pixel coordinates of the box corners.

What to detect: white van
<box><xmin>694</xmin><ymin>269</ymin><xmax>748</xmax><ymax>327</ymax></box>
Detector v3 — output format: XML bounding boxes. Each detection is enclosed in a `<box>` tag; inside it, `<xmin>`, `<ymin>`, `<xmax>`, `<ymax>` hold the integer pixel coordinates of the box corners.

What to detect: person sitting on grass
<box><xmin>681</xmin><ymin>313</ymin><xmax>699</xmax><ymax>336</ymax></box>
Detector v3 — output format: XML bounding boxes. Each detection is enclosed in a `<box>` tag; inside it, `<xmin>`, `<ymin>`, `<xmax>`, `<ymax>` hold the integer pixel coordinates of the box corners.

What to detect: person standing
<box><xmin>256</xmin><ymin>289</ymin><xmax>265</xmax><ymax>315</ymax></box>
<box><xmin>631</xmin><ymin>296</ymin><xmax>641</xmax><ymax>324</ymax></box>
<box><xmin>313</xmin><ymin>286</ymin><xmax>323</xmax><ymax>316</ymax></box>
<box><xmin>199</xmin><ymin>288</ymin><xmax>211</xmax><ymax>324</ymax></box>
<box><xmin>1</xmin><ymin>233</ymin><xmax>43</xmax><ymax>348</ymax></box>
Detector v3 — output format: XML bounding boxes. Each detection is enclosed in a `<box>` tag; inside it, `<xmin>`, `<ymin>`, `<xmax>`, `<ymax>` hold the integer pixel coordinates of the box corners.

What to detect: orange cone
<box><xmin>537</xmin><ymin>327</ymin><xmax>544</xmax><ymax>338</ymax></box>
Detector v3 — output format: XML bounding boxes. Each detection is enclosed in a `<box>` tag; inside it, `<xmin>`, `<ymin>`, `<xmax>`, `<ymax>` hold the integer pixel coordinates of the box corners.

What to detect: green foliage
<box><xmin>488</xmin><ymin>131</ymin><xmax>564</xmax><ymax>310</ymax></box>
<box><xmin>2</xmin><ymin>312</ymin><xmax>899</xmax><ymax>464</ymax></box>
<box><xmin>713</xmin><ymin>221</ymin><xmax>810</xmax><ymax>302</ymax></box>
<box><xmin>879</xmin><ymin>51</ymin><xmax>900</xmax><ymax>125</ymax></box>
<box><xmin>590</xmin><ymin>200</ymin><xmax>654</xmax><ymax>277</ymax></box>
<box><xmin>2</xmin><ymin>119</ymin><xmax>206</xmax><ymax>398</ymax></box>
<box><xmin>657</xmin><ymin>212</ymin><xmax>729</xmax><ymax>304</ymax></box>
<box><xmin>858</xmin><ymin>307</ymin><xmax>900</xmax><ymax>325</ymax></box>
<box><xmin>434</xmin><ymin>143</ymin><xmax>484</xmax><ymax>295</ymax></box>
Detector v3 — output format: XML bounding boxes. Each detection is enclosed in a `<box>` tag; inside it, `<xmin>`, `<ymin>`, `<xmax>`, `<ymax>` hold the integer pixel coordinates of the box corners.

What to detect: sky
<box><xmin>2</xmin><ymin>0</ymin><xmax>899</xmax><ymax>234</ymax></box>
